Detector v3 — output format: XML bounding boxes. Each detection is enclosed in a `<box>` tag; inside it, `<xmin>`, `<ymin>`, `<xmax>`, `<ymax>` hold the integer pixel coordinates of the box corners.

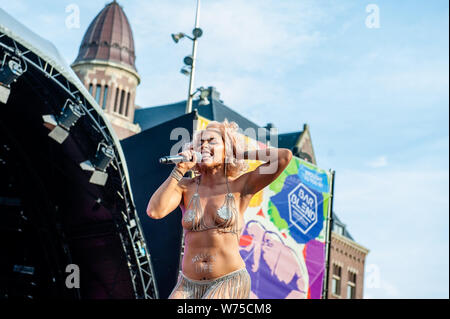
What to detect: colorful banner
<box><xmin>239</xmin><ymin>158</ymin><xmax>332</xmax><ymax>299</ymax></box>
<box><xmin>196</xmin><ymin>116</ymin><xmax>333</xmax><ymax>299</ymax></box>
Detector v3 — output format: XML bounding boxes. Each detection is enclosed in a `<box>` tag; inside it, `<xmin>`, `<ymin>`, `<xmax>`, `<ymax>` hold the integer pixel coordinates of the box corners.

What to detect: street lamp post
<box><xmin>186</xmin><ymin>0</ymin><xmax>201</xmax><ymax>114</ymax></box>
<box><xmin>171</xmin><ymin>0</ymin><xmax>203</xmax><ymax>114</ymax></box>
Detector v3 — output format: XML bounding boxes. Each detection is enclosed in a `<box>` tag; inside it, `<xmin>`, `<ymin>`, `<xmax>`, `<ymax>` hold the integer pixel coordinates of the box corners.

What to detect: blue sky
<box><xmin>1</xmin><ymin>0</ymin><xmax>448</xmax><ymax>298</ymax></box>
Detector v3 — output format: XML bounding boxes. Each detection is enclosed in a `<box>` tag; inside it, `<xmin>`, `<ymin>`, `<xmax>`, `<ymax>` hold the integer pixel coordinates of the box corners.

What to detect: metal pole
<box><xmin>185</xmin><ymin>0</ymin><xmax>201</xmax><ymax>114</ymax></box>
<box><xmin>322</xmin><ymin>170</ymin><xmax>335</xmax><ymax>299</ymax></box>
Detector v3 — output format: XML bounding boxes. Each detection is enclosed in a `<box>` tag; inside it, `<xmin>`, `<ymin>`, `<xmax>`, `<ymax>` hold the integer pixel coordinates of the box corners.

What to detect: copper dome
<box><xmin>74</xmin><ymin>1</ymin><xmax>137</xmax><ymax>71</ymax></box>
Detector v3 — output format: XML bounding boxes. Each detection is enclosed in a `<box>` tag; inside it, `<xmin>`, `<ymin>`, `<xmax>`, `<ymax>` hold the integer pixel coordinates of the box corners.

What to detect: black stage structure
<box><xmin>0</xmin><ymin>9</ymin><xmax>157</xmax><ymax>299</ymax></box>
<box><xmin>121</xmin><ymin>112</ymin><xmax>196</xmax><ymax>299</ymax></box>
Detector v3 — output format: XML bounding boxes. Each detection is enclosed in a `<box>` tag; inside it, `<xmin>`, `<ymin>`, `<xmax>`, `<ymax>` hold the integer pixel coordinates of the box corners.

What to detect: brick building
<box><xmin>72</xmin><ymin>1</ymin><xmax>370</xmax><ymax>299</ymax></box>
<box><xmin>327</xmin><ymin>215</ymin><xmax>370</xmax><ymax>299</ymax></box>
<box><xmin>71</xmin><ymin>1</ymin><xmax>141</xmax><ymax>139</ymax></box>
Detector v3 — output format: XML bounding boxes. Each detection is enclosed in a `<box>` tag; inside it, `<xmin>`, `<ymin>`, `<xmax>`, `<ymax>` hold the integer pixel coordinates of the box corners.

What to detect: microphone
<box><xmin>159</xmin><ymin>152</ymin><xmax>202</xmax><ymax>164</ymax></box>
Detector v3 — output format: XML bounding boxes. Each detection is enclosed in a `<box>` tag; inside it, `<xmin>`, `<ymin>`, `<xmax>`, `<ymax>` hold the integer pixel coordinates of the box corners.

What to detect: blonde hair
<box><xmin>191</xmin><ymin>119</ymin><xmax>248</xmax><ymax>178</ymax></box>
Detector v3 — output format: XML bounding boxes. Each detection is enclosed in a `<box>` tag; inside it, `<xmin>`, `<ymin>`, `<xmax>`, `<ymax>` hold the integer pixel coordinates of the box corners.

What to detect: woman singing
<box><xmin>146</xmin><ymin>120</ymin><xmax>292</xmax><ymax>299</ymax></box>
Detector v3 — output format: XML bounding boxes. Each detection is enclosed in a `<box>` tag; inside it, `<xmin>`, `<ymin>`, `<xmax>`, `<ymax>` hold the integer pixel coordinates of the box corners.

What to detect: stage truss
<box><xmin>0</xmin><ymin>31</ymin><xmax>158</xmax><ymax>299</ymax></box>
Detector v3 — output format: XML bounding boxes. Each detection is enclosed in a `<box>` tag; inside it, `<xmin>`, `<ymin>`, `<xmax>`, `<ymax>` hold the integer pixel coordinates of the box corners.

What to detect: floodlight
<box><xmin>180</xmin><ymin>67</ymin><xmax>190</xmax><ymax>76</ymax></box>
<box><xmin>0</xmin><ymin>54</ymin><xmax>25</xmax><ymax>104</ymax></box>
<box><xmin>42</xmin><ymin>99</ymin><xmax>85</xmax><ymax>144</ymax></box>
<box><xmin>80</xmin><ymin>142</ymin><xmax>115</xmax><ymax>186</ymax></box>
<box><xmin>199</xmin><ymin>87</ymin><xmax>209</xmax><ymax>99</ymax></box>
<box><xmin>198</xmin><ymin>97</ymin><xmax>210</xmax><ymax>106</ymax></box>
<box><xmin>171</xmin><ymin>33</ymin><xmax>185</xmax><ymax>43</ymax></box>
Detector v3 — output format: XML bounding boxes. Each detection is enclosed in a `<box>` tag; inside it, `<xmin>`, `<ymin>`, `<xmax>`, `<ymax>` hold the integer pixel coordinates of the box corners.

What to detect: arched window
<box><xmin>88</xmin><ymin>83</ymin><xmax>93</xmax><ymax>95</ymax></box>
<box><xmin>125</xmin><ymin>92</ymin><xmax>130</xmax><ymax>117</ymax></box>
<box><xmin>102</xmin><ymin>85</ymin><xmax>108</xmax><ymax>110</ymax></box>
<box><xmin>119</xmin><ymin>89</ymin><xmax>125</xmax><ymax>115</ymax></box>
<box><xmin>114</xmin><ymin>88</ymin><xmax>120</xmax><ymax>112</ymax></box>
<box><xmin>95</xmin><ymin>84</ymin><xmax>101</xmax><ymax>104</ymax></box>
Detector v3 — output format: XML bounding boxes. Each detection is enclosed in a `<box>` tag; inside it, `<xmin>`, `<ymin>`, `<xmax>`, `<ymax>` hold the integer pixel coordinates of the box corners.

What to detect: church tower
<box><xmin>71</xmin><ymin>1</ymin><xmax>141</xmax><ymax>139</ymax></box>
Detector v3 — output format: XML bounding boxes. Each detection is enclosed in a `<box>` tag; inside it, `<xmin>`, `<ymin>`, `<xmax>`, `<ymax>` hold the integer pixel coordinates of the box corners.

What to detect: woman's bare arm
<box><xmin>146</xmin><ymin>150</ymin><xmax>198</xmax><ymax>219</ymax></box>
<box><xmin>146</xmin><ymin>167</ymin><xmax>187</xmax><ymax>219</ymax></box>
<box><xmin>240</xmin><ymin>147</ymin><xmax>292</xmax><ymax>197</ymax></box>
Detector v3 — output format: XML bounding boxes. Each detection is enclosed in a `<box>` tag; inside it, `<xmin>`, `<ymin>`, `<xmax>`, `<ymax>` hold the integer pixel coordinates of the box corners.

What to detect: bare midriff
<box><xmin>182</xmin><ymin>229</ymin><xmax>246</xmax><ymax>281</ymax></box>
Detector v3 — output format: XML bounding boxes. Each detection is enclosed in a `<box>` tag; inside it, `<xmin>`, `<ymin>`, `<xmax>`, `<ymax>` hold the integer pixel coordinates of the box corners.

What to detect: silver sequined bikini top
<box><xmin>182</xmin><ymin>175</ymin><xmax>241</xmax><ymax>236</ymax></box>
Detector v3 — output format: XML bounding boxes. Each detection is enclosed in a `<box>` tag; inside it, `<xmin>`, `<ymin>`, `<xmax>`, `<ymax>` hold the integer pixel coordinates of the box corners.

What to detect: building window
<box><xmin>95</xmin><ymin>84</ymin><xmax>101</xmax><ymax>104</ymax></box>
<box><xmin>347</xmin><ymin>271</ymin><xmax>357</xmax><ymax>299</ymax></box>
<box><xmin>114</xmin><ymin>88</ymin><xmax>120</xmax><ymax>112</ymax></box>
<box><xmin>125</xmin><ymin>92</ymin><xmax>130</xmax><ymax>116</ymax></box>
<box><xmin>331</xmin><ymin>264</ymin><xmax>342</xmax><ymax>296</ymax></box>
<box><xmin>119</xmin><ymin>89</ymin><xmax>125</xmax><ymax>114</ymax></box>
<box><xmin>102</xmin><ymin>85</ymin><xmax>108</xmax><ymax>110</ymax></box>
<box><xmin>88</xmin><ymin>83</ymin><xmax>93</xmax><ymax>95</ymax></box>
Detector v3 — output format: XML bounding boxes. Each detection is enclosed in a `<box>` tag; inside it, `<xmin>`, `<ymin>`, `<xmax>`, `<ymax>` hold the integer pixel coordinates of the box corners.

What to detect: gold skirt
<box><xmin>168</xmin><ymin>267</ymin><xmax>251</xmax><ymax>299</ymax></box>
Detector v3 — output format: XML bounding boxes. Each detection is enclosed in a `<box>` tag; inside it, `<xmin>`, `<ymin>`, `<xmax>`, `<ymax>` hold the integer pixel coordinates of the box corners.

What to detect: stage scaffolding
<box><xmin>0</xmin><ymin>9</ymin><xmax>158</xmax><ymax>299</ymax></box>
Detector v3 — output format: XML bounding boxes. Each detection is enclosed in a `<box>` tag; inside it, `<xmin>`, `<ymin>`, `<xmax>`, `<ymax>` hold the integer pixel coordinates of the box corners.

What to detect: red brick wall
<box><xmin>327</xmin><ymin>233</ymin><xmax>368</xmax><ymax>299</ymax></box>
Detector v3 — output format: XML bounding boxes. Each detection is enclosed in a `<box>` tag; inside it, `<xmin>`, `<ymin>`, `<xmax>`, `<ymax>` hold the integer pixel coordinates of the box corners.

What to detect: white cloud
<box><xmin>197</xmin><ymin>0</ymin><xmax>325</xmax><ymax>72</ymax></box>
<box><xmin>127</xmin><ymin>0</ymin><xmax>326</xmax><ymax>109</ymax></box>
<box><xmin>366</xmin><ymin>156</ymin><xmax>388</xmax><ymax>168</ymax></box>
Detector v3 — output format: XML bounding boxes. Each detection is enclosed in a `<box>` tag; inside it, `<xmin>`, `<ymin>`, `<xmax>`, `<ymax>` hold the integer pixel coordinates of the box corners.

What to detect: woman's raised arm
<box><xmin>239</xmin><ymin>147</ymin><xmax>292</xmax><ymax>197</ymax></box>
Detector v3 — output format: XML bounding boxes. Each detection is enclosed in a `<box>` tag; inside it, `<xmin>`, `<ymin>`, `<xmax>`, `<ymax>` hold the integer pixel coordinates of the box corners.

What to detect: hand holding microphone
<box><xmin>159</xmin><ymin>150</ymin><xmax>202</xmax><ymax>171</ymax></box>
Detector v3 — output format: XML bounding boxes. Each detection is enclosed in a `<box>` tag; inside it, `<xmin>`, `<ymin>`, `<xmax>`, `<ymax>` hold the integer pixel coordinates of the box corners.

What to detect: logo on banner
<box><xmin>288</xmin><ymin>183</ymin><xmax>318</xmax><ymax>235</ymax></box>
